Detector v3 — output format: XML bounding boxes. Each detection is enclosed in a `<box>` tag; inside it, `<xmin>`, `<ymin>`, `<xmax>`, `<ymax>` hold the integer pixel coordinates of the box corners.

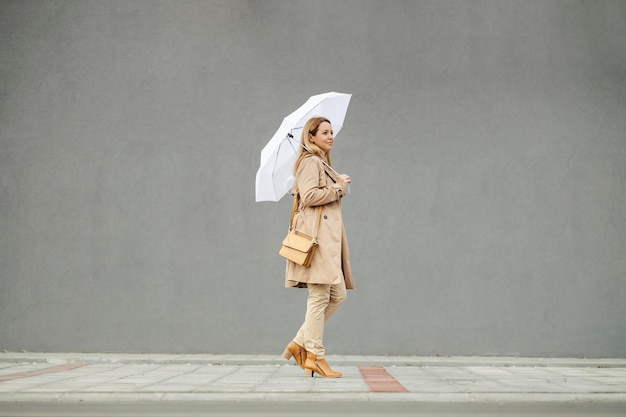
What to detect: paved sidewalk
<box><xmin>0</xmin><ymin>353</ymin><xmax>625</xmax><ymax>404</ymax></box>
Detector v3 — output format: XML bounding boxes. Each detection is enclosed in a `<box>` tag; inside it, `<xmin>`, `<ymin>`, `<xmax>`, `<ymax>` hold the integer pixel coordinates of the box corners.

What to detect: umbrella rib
<box><xmin>270</xmin><ymin>136</ymin><xmax>298</xmax><ymax>180</ymax></box>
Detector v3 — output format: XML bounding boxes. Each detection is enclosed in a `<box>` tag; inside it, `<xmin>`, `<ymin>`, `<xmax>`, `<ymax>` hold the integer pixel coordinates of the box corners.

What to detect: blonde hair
<box><xmin>293</xmin><ymin>117</ymin><xmax>332</xmax><ymax>174</ymax></box>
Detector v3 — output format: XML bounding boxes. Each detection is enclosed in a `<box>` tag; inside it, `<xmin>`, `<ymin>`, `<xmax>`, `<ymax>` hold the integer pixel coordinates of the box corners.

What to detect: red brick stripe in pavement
<box><xmin>358</xmin><ymin>366</ymin><xmax>409</xmax><ymax>392</ymax></box>
<box><xmin>0</xmin><ymin>363</ymin><xmax>88</xmax><ymax>383</ymax></box>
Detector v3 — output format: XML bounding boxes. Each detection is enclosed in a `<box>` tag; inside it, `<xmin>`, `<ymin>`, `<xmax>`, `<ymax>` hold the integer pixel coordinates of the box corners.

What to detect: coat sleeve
<box><xmin>296</xmin><ymin>157</ymin><xmax>344</xmax><ymax>207</ymax></box>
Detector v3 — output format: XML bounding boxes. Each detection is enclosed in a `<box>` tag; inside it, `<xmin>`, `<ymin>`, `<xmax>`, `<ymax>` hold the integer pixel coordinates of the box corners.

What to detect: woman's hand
<box><xmin>337</xmin><ymin>174</ymin><xmax>351</xmax><ymax>191</ymax></box>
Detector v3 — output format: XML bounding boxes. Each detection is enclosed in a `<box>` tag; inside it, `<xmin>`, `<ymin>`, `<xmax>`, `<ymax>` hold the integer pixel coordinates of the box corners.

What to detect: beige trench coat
<box><xmin>285</xmin><ymin>154</ymin><xmax>354</xmax><ymax>289</ymax></box>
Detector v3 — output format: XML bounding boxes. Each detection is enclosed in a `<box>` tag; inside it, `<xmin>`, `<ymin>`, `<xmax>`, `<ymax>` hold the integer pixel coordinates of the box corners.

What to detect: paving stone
<box><xmin>0</xmin><ymin>354</ymin><xmax>625</xmax><ymax>403</ymax></box>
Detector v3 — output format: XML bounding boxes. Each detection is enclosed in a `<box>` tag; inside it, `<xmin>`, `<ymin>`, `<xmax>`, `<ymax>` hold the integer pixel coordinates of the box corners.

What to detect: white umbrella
<box><xmin>255</xmin><ymin>91</ymin><xmax>352</xmax><ymax>202</ymax></box>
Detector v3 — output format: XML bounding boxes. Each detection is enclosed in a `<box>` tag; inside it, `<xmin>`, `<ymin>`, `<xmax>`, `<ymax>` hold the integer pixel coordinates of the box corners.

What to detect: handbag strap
<box><xmin>289</xmin><ymin>188</ymin><xmax>323</xmax><ymax>238</ymax></box>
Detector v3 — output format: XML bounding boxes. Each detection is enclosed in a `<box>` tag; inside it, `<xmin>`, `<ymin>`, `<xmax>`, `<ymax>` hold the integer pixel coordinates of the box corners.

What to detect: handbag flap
<box><xmin>282</xmin><ymin>229</ymin><xmax>316</xmax><ymax>252</ymax></box>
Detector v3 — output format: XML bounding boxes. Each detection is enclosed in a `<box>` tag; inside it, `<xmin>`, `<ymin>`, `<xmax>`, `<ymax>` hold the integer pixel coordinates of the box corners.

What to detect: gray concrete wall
<box><xmin>1</xmin><ymin>0</ymin><xmax>625</xmax><ymax>357</ymax></box>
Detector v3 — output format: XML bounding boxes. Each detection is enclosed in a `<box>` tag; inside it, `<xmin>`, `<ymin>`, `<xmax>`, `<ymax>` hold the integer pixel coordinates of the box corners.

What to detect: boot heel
<box><xmin>304</xmin><ymin>354</ymin><xmax>341</xmax><ymax>378</ymax></box>
<box><xmin>305</xmin><ymin>369</ymin><xmax>314</xmax><ymax>377</ymax></box>
<box><xmin>282</xmin><ymin>348</ymin><xmax>293</xmax><ymax>361</ymax></box>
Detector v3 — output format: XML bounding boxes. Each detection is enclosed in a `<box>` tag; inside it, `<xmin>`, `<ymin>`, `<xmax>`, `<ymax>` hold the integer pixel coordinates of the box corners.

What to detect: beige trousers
<box><xmin>293</xmin><ymin>279</ymin><xmax>347</xmax><ymax>358</ymax></box>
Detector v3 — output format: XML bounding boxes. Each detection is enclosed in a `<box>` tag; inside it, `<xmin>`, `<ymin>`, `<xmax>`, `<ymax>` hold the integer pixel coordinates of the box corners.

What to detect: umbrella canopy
<box><xmin>255</xmin><ymin>91</ymin><xmax>352</xmax><ymax>202</ymax></box>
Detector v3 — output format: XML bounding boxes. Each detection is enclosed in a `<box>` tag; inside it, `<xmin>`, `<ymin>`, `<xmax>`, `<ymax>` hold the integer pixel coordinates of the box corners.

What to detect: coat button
<box><xmin>323</xmin><ymin>215</ymin><xmax>328</xmax><ymax>219</ymax></box>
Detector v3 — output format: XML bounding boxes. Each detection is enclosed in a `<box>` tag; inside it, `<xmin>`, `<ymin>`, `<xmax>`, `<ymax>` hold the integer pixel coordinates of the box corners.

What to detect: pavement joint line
<box><xmin>0</xmin><ymin>363</ymin><xmax>88</xmax><ymax>383</ymax></box>
<box><xmin>255</xmin><ymin>362</ymin><xmax>284</xmax><ymax>393</ymax></box>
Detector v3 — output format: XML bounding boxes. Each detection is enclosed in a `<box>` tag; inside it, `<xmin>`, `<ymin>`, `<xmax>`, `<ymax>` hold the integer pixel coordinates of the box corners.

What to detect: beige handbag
<box><xmin>279</xmin><ymin>190</ymin><xmax>323</xmax><ymax>267</ymax></box>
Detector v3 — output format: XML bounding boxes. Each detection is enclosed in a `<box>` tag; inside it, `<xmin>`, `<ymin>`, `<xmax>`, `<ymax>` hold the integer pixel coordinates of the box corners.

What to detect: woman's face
<box><xmin>310</xmin><ymin>121</ymin><xmax>334</xmax><ymax>153</ymax></box>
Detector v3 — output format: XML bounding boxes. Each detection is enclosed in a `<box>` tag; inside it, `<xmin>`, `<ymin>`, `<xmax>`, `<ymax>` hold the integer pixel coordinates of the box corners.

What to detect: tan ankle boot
<box><xmin>282</xmin><ymin>341</ymin><xmax>307</xmax><ymax>369</ymax></box>
<box><xmin>304</xmin><ymin>353</ymin><xmax>342</xmax><ymax>378</ymax></box>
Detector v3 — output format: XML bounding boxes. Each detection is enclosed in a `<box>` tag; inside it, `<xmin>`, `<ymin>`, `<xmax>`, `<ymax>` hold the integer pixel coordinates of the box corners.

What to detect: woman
<box><xmin>281</xmin><ymin>116</ymin><xmax>354</xmax><ymax>378</ymax></box>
